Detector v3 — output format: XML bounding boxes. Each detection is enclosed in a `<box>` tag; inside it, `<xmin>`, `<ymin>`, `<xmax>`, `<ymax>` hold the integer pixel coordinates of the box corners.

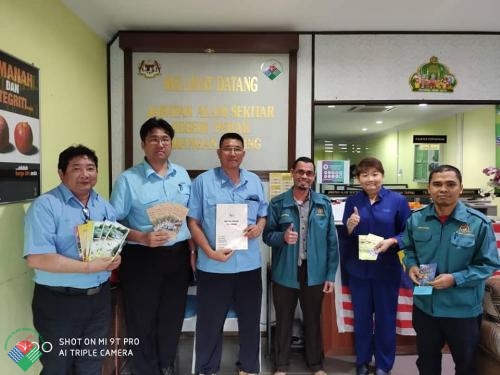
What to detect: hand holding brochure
<box><xmin>358</xmin><ymin>233</ymin><xmax>384</xmax><ymax>260</ymax></box>
<box><xmin>414</xmin><ymin>263</ymin><xmax>437</xmax><ymax>296</ymax></box>
<box><xmin>77</xmin><ymin>220</ymin><xmax>129</xmax><ymax>262</ymax></box>
<box><xmin>419</xmin><ymin>263</ymin><xmax>437</xmax><ymax>285</ymax></box>
<box><xmin>216</xmin><ymin>203</ymin><xmax>248</xmax><ymax>250</ymax></box>
<box><xmin>147</xmin><ymin>202</ymin><xmax>189</xmax><ymax>235</ymax></box>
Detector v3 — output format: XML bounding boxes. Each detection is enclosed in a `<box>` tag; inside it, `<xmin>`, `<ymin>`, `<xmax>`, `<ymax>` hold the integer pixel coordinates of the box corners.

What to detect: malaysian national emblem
<box><xmin>458</xmin><ymin>223</ymin><xmax>471</xmax><ymax>234</ymax></box>
<box><xmin>138</xmin><ymin>60</ymin><xmax>161</xmax><ymax>78</ymax></box>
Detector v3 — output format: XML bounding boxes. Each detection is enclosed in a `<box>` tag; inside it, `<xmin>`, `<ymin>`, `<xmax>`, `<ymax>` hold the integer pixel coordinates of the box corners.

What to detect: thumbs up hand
<box><xmin>347</xmin><ymin>206</ymin><xmax>361</xmax><ymax>234</ymax></box>
<box><xmin>284</xmin><ymin>223</ymin><xmax>298</xmax><ymax>245</ymax></box>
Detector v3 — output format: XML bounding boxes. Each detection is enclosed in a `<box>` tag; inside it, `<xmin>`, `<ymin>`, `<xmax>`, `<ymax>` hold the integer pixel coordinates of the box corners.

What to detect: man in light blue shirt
<box><xmin>24</xmin><ymin>145</ymin><xmax>121</xmax><ymax>375</ymax></box>
<box><xmin>188</xmin><ymin>132</ymin><xmax>268</xmax><ymax>375</ymax></box>
<box><xmin>110</xmin><ymin>117</ymin><xmax>194</xmax><ymax>375</ymax></box>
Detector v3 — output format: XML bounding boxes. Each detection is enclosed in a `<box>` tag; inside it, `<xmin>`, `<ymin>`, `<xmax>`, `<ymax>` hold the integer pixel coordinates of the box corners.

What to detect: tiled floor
<box><xmin>119</xmin><ymin>334</ymin><xmax>455</xmax><ymax>375</ymax></box>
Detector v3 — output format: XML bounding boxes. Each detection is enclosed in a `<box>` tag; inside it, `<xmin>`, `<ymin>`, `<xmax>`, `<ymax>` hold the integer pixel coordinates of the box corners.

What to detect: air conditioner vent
<box><xmin>347</xmin><ymin>106</ymin><xmax>396</xmax><ymax>113</ymax></box>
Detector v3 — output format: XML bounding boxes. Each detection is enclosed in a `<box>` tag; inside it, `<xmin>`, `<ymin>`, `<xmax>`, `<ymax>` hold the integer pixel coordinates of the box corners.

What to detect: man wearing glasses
<box><xmin>188</xmin><ymin>133</ymin><xmax>268</xmax><ymax>375</ymax></box>
<box><xmin>263</xmin><ymin>156</ymin><xmax>339</xmax><ymax>375</ymax></box>
<box><xmin>23</xmin><ymin>144</ymin><xmax>121</xmax><ymax>375</ymax></box>
<box><xmin>110</xmin><ymin>117</ymin><xmax>194</xmax><ymax>375</ymax></box>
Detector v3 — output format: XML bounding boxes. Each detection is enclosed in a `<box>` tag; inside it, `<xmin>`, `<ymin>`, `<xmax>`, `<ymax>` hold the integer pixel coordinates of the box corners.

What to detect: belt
<box><xmin>41</xmin><ymin>281</ymin><xmax>108</xmax><ymax>296</ymax></box>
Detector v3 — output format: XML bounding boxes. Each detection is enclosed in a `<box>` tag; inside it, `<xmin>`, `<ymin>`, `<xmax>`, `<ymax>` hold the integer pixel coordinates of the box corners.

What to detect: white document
<box><xmin>358</xmin><ymin>233</ymin><xmax>384</xmax><ymax>260</ymax></box>
<box><xmin>216</xmin><ymin>204</ymin><xmax>248</xmax><ymax>250</ymax></box>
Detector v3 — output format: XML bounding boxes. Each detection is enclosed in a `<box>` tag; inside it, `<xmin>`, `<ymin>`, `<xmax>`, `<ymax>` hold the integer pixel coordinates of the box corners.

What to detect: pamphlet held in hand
<box><xmin>358</xmin><ymin>233</ymin><xmax>384</xmax><ymax>260</ymax></box>
<box><xmin>77</xmin><ymin>220</ymin><xmax>129</xmax><ymax>262</ymax></box>
<box><xmin>414</xmin><ymin>262</ymin><xmax>437</xmax><ymax>296</ymax></box>
<box><xmin>215</xmin><ymin>203</ymin><xmax>248</xmax><ymax>250</ymax></box>
<box><xmin>146</xmin><ymin>202</ymin><xmax>189</xmax><ymax>237</ymax></box>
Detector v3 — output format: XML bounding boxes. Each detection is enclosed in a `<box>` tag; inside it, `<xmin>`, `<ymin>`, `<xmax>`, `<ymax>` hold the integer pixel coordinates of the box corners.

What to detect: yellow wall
<box><xmin>0</xmin><ymin>1</ymin><xmax>107</xmax><ymax>373</ymax></box>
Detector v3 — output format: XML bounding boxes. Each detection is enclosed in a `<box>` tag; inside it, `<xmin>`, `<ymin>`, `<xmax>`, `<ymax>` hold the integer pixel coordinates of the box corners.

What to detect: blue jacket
<box><xmin>402</xmin><ymin>201</ymin><xmax>500</xmax><ymax>318</ymax></box>
<box><xmin>263</xmin><ymin>189</ymin><xmax>339</xmax><ymax>288</ymax></box>
<box><xmin>341</xmin><ymin>187</ymin><xmax>411</xmax><ymax>281</ymax></box>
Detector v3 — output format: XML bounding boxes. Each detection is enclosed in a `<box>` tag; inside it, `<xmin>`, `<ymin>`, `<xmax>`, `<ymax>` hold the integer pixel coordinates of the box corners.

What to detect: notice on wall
<box><xmin>269</xmin><ymin>172</ymin><xmax>293</xmax><ymax>199</ymax></box>
<box><xmin>0</xmin><ymin>50</ymin><xmax>40</xmax><ymax>204</ymax></box>
<box><xmin>317</xmin><ymin>160</ymin><xmax>349</xmax><ymax>184</ymax></box>
<box><xmin>132</xmin><ymin>53</ymin><xmax>289</xmax><ymax>171</ymax></box>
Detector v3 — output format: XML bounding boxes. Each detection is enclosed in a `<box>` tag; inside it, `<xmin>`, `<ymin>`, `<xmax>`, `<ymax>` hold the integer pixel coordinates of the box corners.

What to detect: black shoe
<box><xmin>375</xmin><ymin>370</ymin><xmax>390</xmax><ymax>375</ymax></box>
<box><xmin>162</xmin><ymin>366</ymin><xmax>176</xmax><ymax>375</ymax></box>
<box><xmin>356</xmin><ymin>364</ymin><xmax>369</xmax><ymax>375</ymax></box>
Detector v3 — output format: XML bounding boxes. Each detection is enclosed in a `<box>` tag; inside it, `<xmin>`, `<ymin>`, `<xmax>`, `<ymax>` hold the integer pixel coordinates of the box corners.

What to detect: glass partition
<box><xmin>314</xmin><ymin>104</ymin><xmax>496</xmax><ymax>192</ymax></box>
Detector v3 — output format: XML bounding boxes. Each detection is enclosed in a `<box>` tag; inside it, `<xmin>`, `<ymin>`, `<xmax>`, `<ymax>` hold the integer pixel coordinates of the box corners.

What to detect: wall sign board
<box><xmin>0</xmin><ymin>50</ymin><xmax>40</xmax><ymax>204</ymax></box>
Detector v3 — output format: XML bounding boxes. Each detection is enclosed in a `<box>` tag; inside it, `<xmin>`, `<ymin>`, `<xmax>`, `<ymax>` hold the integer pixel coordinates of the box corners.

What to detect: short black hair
<box><xmin>292</xmin><ymin>156</ymin><xmax>315</xmax><ymax>172</ymax></box>
<box><xmin>58</xmin><ymin>145</ymin><xmax>98</xmax><ymax>172</ymax></box>
<box><xmin>356</xmin><ymin>157</ymin><xmax>385</xmax><ymax>176</ymax></box>
<box><xmin>428</xmin><ymin>164</ymin><xmax>462</xmax><ymax>184</ymax></box>
<box><xmin>219</xmin><ymin>132</ymin><xmax>244</xmax><ymax>148</ymax></box>
<box><xmin>139</xmin><ymin>117</ymin><xmax>175</xmax><ymax>142</ymax></box>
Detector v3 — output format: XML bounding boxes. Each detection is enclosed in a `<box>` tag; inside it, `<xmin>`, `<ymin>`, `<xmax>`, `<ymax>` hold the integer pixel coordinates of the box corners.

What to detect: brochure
<box><xmin>358</xmin><ymin>233</ymin><xmax>384</xmax><ymax>260</ymax></box>
<box><xmin>419</xmin><ymin>263</ymin><xmax>437</xmax><ymax>285</ymax></box>
<box><xmin>414</xmin><ymin>263</ymin><xmax>437</xmax><ymax>296</ymax></box>
<box><xmin>146</xmin><ymin>202</ymin><xmax>189</xmax><ymax>235</ymax></box>
<box><xmin>76</xmin><ymin>220</ymin><xmax>130</xmax><ymax>262</ymax></box>
<box><xmin>215</xmin><ymin>203</ymin><xmax>248</xmax><ymax>250</ymax></box>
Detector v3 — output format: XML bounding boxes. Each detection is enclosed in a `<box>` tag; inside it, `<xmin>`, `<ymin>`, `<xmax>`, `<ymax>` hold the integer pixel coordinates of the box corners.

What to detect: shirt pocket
<box><xmin>414</xmin><ymin>229</ymin><xmax>432</xmax><ymax>243</ymax></box>
<box><xmin>312</xmin><ymin>205</ymin><xmax>329</xmax><ymax>229</ymax></box>
<box><xmin>448</xmin><ymin>232</ymin><xmax>476</xmax><ymax>267</ymax></box>
<box><xmin>206</xmin><ymin>197</ymin><xmax>218</xmax><ymax>219</ymax></box>
<box><xmin>450</xmin><ymin>232</ymin><xmax>476</xmax><ymax>249</ymax></box>
<box><xmin>278</xmin><ymin>211</ymin><xmax>294</xmax><ymax>231</ymax></box>
<box><xmin>245</xmin><ymin>200</ymin><xmax>259</xmax><ymax>222</ymax></box>
<box><xmin>177</xmin><ymin>183</ymin><xmax>191</xmax><ymax>206</ymax></box>
<box><xmin>138</xmin><ymin>186</ymin><xmax>160</xmax><ymax>207</ymax></box>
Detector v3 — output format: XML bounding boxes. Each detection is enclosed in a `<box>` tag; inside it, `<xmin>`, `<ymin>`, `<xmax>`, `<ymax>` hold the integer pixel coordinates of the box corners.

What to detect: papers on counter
<box><xmin>216</xmin><ymin>203</ymin><xmax>248</xmax><ymax>250</ymax></box>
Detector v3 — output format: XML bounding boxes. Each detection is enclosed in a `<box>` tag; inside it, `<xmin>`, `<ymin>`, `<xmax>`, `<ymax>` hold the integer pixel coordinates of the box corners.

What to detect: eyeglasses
<box><xmin>147</xmin><ymin>137</ymin><xmax>171</xmax><ymax>145</ymax></box>
<box><xmin>293</xmin><ymin>169</ymin><xmax>315</xmax><ymax>177</ymax></box>
<box><xmin>220</xmin><ymin>147</ymin><xmax>244</xmax><ymax>154</ymax></box>
<box><xmin>82</xmin><ymin>207</ymin><xmax>90</xmax><ymax>223</ymax></box>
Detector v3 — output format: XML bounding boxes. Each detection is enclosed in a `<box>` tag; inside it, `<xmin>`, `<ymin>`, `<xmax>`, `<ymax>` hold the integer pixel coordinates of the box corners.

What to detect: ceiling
<box><xmin>314</xmin><ymin>104</ymin><xmax>489</xmax><ymax>142</ymax></box>
<box><xmin>59</xmin><ymin>0</ymin><xmax>499</xmax><ymax>145</ymax></box>
<box><xmin>61</xmin><ymin>0</ymin><xmax>500</xmax><ymax>42</ymax></box>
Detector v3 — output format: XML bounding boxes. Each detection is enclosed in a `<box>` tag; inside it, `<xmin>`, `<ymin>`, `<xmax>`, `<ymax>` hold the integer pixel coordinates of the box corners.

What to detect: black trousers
<box><xmin>120</xmin><ymin>241</ymin><xmax>190</xmax><ymax>375</ymax></box>
<box><xmin>413</xmin><ymin>305</ymin><xmax>482</xmax><ymax>375</ymax></box>
<box><xmin>32</xmin><ymin>282</ymin><xmax>111</xmax><ymax>375</ymax></box>
<box><xmin>272</xmin><ymin>263</ymin><xmax>325</xmax><ymax>372</ymax></box>
<box><xmin>195</xmin><ymin>268</ymin><xmax>262</xmax><ymax>374</ymax></box>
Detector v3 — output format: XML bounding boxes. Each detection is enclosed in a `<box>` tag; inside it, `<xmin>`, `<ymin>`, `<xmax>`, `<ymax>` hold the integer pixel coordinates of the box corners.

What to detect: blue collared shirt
<box><xmin>23</xmin><ymin>183</ymin><xmax>116</xmax><ymax>288</ymax></box>
<box><xmin>110</xmin><ymin>159</ymin><xmax>191</xmax><ymax>245</ymax></box>
<box><xmin>188</xmin><ymin>167</ymin><xmax>268</xmax><ymax>273</ymax></box>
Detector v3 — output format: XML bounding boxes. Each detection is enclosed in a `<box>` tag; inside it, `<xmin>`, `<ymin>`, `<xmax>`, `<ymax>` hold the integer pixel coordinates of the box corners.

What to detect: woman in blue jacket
<box><xmin>342</xmin><ymin>157</ymin><xmax>411</xmax><ymax>375</ymax></box>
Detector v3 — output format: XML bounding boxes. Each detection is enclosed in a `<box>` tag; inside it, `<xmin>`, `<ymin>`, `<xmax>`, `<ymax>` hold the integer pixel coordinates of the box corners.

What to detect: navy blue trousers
<box><xmin>195</xmin><ymin>268</ymin><xmax>262</xmax><ymax>374</ymax></box>
<box><xmin>120</xmin><ymin>242</ymin><xmax>191</xmax><ymax>375</ymax></box>
<box><xmin>413</xmin><ymin>306</ymin><xmax>482</xmax><ymax>375</ymax></box>
<box><xmin>349</xmin><ymin>274</ymin><xmax>400</xmax><ymax>372</ymax></box>
<box><xmin>32</xmin><ymin>282</ymin><xmax>111</xmax><ymax>375</ymax></box>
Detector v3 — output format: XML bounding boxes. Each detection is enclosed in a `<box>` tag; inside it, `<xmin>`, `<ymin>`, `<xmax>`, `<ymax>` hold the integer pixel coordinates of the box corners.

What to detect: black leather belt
<box><xmin>41</xmin><ymin>281</ymin><xmax>108</xmax><ymax>296</ymax></box>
